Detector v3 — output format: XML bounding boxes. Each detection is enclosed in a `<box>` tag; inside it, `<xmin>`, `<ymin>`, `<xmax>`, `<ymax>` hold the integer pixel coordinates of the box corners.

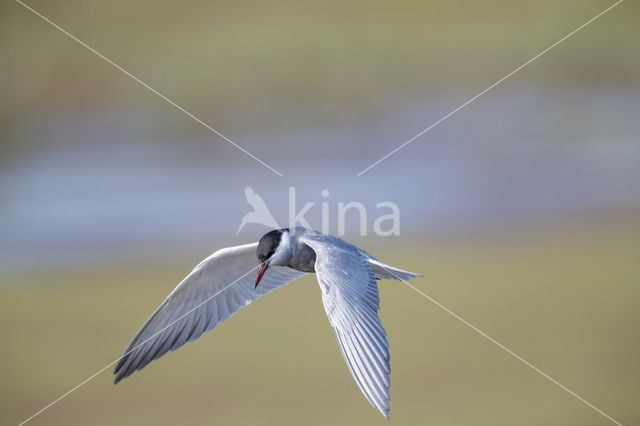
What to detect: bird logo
<box><xmin>235</xmin><ymin>186</ymin><xmax>280</xmax><ymax>235</ymax></box>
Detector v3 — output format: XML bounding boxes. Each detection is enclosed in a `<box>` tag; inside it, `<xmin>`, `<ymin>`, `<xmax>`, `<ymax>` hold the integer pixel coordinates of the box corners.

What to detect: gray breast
<box><xmin>288</xmin><ymin>242</ymin><xmax>316</xmax><ymax>273</ymax></box>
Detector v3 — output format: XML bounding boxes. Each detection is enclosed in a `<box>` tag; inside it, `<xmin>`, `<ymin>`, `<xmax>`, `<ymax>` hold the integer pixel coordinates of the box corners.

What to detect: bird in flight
<box><xmin>114</xmin><ymin>227</ymin><xmax>421</xmax><ymax>418</ymax></box>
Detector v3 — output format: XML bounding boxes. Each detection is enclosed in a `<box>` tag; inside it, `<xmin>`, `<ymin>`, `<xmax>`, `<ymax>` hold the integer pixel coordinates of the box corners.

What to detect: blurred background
<box><xmin>1</xmin><ymin>0</ymin><xmax>638</xmax><ymax>425</ymax></box>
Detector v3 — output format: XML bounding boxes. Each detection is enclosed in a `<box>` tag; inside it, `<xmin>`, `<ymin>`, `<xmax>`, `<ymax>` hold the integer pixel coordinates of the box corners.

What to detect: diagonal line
<box><xmin>379</xmin><ymin>266</ymin><xmax>622</xmax><ymax>425</ymax></box>
<box><xmin>15</xmin><ymin>0</ymin><xmax>283</xmax><ymax>177</ymax></box>
<box><xmin>356</xmin><ymin>0</ymin><xmax>624</xmax><ymax>176</ymax></box>
<box><xmin>16</xmin><ymin>262</ymin><xmax>262</xmax><ymax>426</ymax></box>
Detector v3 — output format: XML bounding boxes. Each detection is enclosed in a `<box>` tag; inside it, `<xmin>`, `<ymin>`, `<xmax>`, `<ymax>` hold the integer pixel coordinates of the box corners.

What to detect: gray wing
<box><xmin>114</xmin><ymin>242</ymin><xmax>307</xmax><ymax>383</ymax></box>
<box><xmin>301</xmin><ymin>233</ymin><xmax>391</xmax><ymax>419</ymax></box>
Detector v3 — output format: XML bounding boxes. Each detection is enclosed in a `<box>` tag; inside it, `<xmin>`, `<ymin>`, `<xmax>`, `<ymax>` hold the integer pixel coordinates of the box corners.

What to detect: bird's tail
<box><xmin>367</xmin><ymin>258</ymin><xmax>422</xmax><ymax>281</ymax></box>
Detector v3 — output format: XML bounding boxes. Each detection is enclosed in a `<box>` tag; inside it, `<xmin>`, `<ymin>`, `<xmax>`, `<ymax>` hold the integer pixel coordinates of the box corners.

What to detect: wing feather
<box><xmin>301</xmin><ymin>233</ymin><xmax>392</xmax><ymax>419</ymax></box>
<box><xmin>114</xmin><ymin>242</ymin><xmax>307</xmax><ymax>383</ymax></box>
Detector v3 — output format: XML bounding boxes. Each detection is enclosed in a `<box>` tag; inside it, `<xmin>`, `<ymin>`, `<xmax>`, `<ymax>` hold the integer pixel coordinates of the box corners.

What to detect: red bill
<box><xmin>255</xmin><ymin>262</ymin><xmax>270</xmax><ymax>288</ymax></box>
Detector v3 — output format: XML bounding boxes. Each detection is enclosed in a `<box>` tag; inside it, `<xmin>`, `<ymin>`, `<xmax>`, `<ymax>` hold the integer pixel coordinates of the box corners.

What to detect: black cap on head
<box><xmin>256</xmin><ymin>229</ymin><xmax>284</xmax><ymax>263</ymax></box>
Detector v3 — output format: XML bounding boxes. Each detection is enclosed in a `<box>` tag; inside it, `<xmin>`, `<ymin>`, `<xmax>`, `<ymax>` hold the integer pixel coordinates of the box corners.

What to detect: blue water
<box><xmin>2</xmin><ymin>89</ymin><xmax>639</xmax><ymax>270</ymax></box>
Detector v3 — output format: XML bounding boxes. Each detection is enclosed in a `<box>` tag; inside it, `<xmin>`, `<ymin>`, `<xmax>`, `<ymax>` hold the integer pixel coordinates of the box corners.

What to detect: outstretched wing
<box><xmin>301</xmin><ymin>233</ymin><xmax>391</xmax><ymax>419</ymax></box>
<box><xmin>114</xmin><ymin>243</ymin><xmax>307</xmax><ymax>383</ymax></box>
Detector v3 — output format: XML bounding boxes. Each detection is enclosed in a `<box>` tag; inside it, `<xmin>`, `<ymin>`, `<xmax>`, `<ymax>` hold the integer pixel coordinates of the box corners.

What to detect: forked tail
<box><xmin>366</xmin><ymin>258</ymin><xmax>422</xmax><ymax>281</ymax></box>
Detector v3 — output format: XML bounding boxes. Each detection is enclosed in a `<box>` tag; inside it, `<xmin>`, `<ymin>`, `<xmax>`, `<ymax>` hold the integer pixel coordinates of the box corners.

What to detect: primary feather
<box><xmin>114</xmin><ymin>228</ymin><xmax>421</xmax><ymax>419</ymax></box>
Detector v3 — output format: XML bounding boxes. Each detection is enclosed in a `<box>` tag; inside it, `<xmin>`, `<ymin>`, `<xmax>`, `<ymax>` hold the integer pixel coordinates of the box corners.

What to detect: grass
<box><xmin>1</xmin><ymin>216</ymin><xmax>639</xmax><ymax>425</ymax></box>
<box><xmin>3</xmin><ymin>0</ymin><xmax>639</xmax><ymax>152</ymax></box>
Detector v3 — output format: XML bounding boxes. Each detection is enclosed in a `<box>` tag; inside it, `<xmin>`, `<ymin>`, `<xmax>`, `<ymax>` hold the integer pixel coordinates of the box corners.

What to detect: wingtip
<box><xmin>379</xmin><ymin>406</ymin><xmax>390</xmax><ymax>420</ymax></box>
<box><xmin>113</xmin><ymin>369</ymin><xmax>133</xmax><ymax>385</ymax></box>
<box><xmin>113</xmin><ymin>368</ymin><xmax>124</xmax><ymax>385</ymax></box>
<box><xmin>113</xmin><ymin>361</ymin><xmax>130</xmax><ymax>385</ymax></box>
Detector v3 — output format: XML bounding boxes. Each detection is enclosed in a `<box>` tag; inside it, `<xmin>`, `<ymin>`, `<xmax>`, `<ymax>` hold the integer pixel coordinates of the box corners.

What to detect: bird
<box><xmin>235</xmin><ymin>186</ymin><xmax>279</xmax><ymax>235</ymax></box>
<box><xmin>114</xmin><ymin>227</ymin><xmax>422</xmax><ymax>419</ymax></box>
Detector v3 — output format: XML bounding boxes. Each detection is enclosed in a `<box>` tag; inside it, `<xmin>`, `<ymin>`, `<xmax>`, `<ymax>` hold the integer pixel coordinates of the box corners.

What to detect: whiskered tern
<box><xmin>114</xmin><ymin>227</ymin><xmax>421</xmax><ymax>418</ymax></box>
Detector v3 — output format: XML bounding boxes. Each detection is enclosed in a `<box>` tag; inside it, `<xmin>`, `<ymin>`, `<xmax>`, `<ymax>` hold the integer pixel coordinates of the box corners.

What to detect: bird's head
<box><xmin>255</xmin><ymin>228</ymin><xmax>291</xmax><ymax>288</ymax></box>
